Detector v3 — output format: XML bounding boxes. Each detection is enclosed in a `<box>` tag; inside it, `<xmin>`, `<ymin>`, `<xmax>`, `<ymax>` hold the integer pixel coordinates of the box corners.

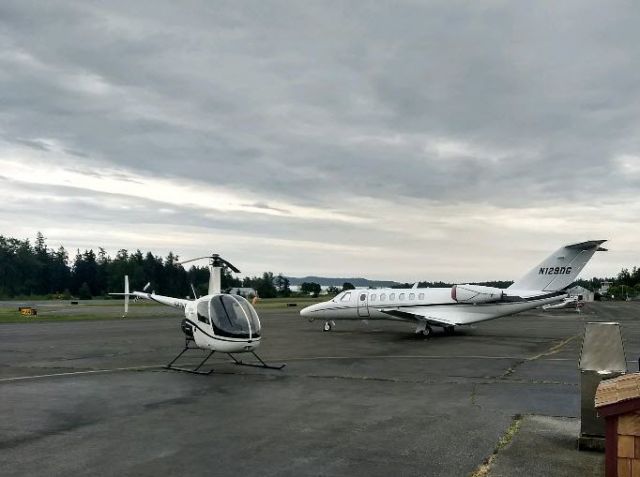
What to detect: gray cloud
<box><xmin>0</xmin><ymin>1</ymin><xmax>638</xmax><ymax>279</ymax></box>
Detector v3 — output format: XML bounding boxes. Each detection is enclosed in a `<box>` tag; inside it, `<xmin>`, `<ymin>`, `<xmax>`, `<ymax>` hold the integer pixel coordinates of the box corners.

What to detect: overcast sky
<box><xmin>0</xmin><ymin>1</ymin><xmax>638</xmax><ymax>282</ymax></box>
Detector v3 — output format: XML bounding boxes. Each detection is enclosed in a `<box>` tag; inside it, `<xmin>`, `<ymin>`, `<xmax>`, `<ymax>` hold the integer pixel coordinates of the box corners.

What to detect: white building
<box><xmin>567</xmin><ymin>285</ymin><xmax>595</xmax><ymax>302</ymax></box>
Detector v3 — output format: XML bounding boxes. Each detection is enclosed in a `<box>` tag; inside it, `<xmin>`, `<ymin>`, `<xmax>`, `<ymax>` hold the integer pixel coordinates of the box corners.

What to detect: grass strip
<box><xmin>469</xmin><ymin>414</ymin><xmax>523</xmax><ymax>477</ymax></box>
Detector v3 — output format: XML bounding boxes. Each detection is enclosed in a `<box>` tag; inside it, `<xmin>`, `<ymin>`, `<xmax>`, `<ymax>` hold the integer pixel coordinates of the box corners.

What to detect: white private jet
<box><xmin>300</xmin><ymin>240</ymin><xmax>606</xmax><ymax>336</ymax></box>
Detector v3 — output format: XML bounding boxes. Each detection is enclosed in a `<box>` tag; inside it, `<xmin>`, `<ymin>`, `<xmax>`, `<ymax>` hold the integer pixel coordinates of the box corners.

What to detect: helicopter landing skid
<box><xmin>227</xmin><ymin>351</ymin><xmax>286</xmax><ymax>370</ymax></box>
<box><xmin>165</xmin><ymin>344</ymin><xmax>215</xmax><ymax>375</ymax></box>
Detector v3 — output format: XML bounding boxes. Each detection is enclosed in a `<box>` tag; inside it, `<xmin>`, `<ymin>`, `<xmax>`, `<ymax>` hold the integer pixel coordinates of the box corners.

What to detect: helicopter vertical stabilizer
<box><xmin>123</xmin><ymin>275</ymin><xmax>129</xmax><ymax>317</ymax></box>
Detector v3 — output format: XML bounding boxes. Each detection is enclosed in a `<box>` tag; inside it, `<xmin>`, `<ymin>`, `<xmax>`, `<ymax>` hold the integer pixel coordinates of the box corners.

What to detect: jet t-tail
<box><xmin>300</xmin><ymin>240</ymin><xmax>606</xmax><ymax>336</ymax></box>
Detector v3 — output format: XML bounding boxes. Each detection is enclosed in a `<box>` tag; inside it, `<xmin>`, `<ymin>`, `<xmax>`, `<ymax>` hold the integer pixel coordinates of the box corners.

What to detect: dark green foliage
<box><xmin>0</xmin><ymin>233</ymin><xmax>238</xmax><ymax>299</ymax></box>
<box><xmin>342</xmin><ymin>282</ymin><xmax>355</xmax><ymax>291</ymax></box>
<box><xmin>301</xmin><ymin>282</ymin><xmax>321</xmax><ymax>297</ymax></box>
<box><xmin>78</xmin><ymin>282</ymin><xmax>92</xmax><ymax>300</ymax></box>
<box><xmin>274</xmin><ymin>273</ymin><xmax>291</xmax><ymax>297</ymax></box>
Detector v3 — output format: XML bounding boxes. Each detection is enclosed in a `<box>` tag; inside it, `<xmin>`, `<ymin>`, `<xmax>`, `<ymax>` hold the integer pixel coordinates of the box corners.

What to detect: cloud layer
<box><xmin>1</xmin><ymin>1</ymin><xmax>638</xmax><ymax>281</ymax></box>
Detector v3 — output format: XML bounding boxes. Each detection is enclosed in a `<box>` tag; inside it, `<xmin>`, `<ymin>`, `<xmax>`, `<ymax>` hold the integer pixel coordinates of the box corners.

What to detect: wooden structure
<box><xmin>18</xmin><ymin>306</ymin><xmax>37</xmax><ymax>316</ymax></box>
<box><xmin>596</xmin><ymin>373</ymin><xmax>640</xmax><ymax>477</ymax></box>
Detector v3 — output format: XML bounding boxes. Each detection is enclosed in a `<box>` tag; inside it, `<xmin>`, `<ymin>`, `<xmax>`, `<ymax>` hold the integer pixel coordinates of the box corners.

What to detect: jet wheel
<box><xmin>419</xmin><ymin>326</ymin><xmax>432</xmax><ymax>338</ymax></box>
<box><xmin>323</xmin><ymin>321</ymin><xmax>332</xmax><ymax>332</ymax></box>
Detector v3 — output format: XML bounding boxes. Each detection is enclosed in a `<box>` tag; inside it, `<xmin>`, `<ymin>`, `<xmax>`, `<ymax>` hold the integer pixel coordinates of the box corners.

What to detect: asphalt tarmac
<box><xmin>1</xmin><ymin>301</ymin><xmax>637</xmax><ymax>476</ymax></box>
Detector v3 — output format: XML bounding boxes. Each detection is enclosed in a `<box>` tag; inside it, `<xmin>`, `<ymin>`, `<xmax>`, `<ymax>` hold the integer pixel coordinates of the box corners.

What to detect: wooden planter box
<box><xmin>596</xmin><ymin>374</ymin><xmax>640</xmax><ymax>477</ymax></box>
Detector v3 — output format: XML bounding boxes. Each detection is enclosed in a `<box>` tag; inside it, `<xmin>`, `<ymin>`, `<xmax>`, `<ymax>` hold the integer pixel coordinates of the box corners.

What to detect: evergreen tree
<box><xmin>274</xmin><ymin>273</ymin><xmax>291</xmax><ymax>297</ymax></box>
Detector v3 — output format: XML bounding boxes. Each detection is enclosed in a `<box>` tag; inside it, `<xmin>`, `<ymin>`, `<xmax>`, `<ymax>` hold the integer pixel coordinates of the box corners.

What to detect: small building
<box><xmin>600</xmin><ymin>281</ymin><xmax>613</xmax><ymax>295</ymax></box>
<box><xmin>228</xmin><ymin>287</ymin><xmax>257</xmax><ymax>298</ymax></box>
<box><xmin>595</xmin><ymin>374</ymin><xmax>640</xmax><ymax>477</ymax></box>
<box><xmin>568</xmin><ymin>285</ymin><xmax>595</xmax><ymax>302</ymax></box>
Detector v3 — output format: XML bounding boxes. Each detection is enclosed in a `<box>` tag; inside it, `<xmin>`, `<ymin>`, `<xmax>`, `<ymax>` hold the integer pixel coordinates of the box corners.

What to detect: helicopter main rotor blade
<box><xmin>219</xmin><ymin>258</ymin><xmax>240</xmax><ymax>273</ymax></box>
<box><xmin>176</xmin><ymin>254</ymin><xmax>240</xmax><ymax>273</ymax></box>
<box><xmin>177</xmin><ymin>256</ymin><xmax>211</xmax><ymax>266</ymax></box>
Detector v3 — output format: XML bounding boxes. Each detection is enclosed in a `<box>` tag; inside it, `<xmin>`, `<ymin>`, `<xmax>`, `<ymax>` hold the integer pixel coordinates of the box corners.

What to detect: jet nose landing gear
<box><xmin>323</xmin><ymin>321</ymin><xmax>336</xmax><ymax>332</ymax></box>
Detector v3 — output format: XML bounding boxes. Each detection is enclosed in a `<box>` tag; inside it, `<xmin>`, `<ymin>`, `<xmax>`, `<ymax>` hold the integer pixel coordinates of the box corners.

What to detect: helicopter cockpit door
<box><xmin>208</xmin><ymin>295</ymin><xmax>261</xmax><ymax>340</ymax></box>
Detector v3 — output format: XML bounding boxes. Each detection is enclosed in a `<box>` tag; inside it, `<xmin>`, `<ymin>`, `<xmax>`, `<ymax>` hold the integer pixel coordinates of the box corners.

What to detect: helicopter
<box><xmin>110</xmin><ymin>254</ymin><xmax>285</xmax><ymax>375</ymax></box>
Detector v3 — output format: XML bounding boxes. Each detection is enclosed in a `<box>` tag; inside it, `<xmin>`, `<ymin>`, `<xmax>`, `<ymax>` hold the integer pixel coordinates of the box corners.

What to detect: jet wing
<box><xmin>378</xmin><ymin>307</ymin><xmax>459</xmax><ymax>327</ymax></box>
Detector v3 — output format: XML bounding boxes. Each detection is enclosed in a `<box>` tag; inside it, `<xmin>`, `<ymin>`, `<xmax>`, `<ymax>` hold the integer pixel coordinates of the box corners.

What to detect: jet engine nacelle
<box><xmin>451</xmin><ymin>284</ymin><xmax>504</xmax><ymax>304</ymax></box>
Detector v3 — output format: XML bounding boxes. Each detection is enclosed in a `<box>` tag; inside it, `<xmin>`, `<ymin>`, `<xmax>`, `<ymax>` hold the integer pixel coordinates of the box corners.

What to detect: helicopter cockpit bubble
<box><xmin>198</xmin><ymin>294</ymin><xmax>261</xmax><ymax>340</ymax></box>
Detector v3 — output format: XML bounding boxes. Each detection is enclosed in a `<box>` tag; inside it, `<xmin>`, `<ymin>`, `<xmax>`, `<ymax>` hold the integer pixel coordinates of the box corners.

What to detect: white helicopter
<box><xmin>111</xmin><ymin>254</ymin><xmax>284</xmax><ymax>375</ymax></box>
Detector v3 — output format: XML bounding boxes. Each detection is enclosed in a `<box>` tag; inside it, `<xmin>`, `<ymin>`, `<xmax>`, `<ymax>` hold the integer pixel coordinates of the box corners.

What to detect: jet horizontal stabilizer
<box><xmin>565</xmin><ymin>240</ymin><xmax>608</xmax><ymax>251</ymax></box>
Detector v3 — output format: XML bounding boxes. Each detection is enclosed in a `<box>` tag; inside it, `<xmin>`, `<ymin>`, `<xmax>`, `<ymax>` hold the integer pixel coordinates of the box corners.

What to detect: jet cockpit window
<box><xmin>209</xmin><ymin>295</ymin><xmax>255</xmax><ymax>339</ymax></box>
<box><xmin>333</xmin><ymin>292</ymin><xmax>345</xmax><ymax>302</ymax></box>
<box><xmin>341</xmin><ymin>292</ymin><xmax>352</xmax><ymax>302</ymax></box>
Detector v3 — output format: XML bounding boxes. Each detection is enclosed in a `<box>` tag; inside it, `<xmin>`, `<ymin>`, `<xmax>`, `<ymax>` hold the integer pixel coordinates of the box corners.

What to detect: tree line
<box><xmin>0</xmin><ymin>233</ymin><xmax>288</xmax><ymax>299</ymax></box>
<box><xmin>1</xmin><ymin>233</ymin><xmax>639</xmax><ymax>300</ymax></box>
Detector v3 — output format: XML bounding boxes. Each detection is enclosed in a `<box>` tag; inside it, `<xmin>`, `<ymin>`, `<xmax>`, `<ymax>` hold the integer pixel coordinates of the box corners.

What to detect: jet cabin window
<box><xmin>409</xmin><ymin>293</ymin><xmax>415</xmax><ymax>300</ymax></box>
<box><xmin>360</xmin><ymin>293</ymin><xmax>367</xmax><ymax>302</ymax></box>
<box><xmin>418</xmin><ymin>293</ymin><xmax>424</xmax><ymax>300</ymax></box>
<box><xmin>399</xmin><ymin>293</ymin><xmax>405</xmax><ymax>301</ymax></box>
<box><xmin>380</xmin><ymin>294</ymin><xmax>386</xmax><ymax>301</ymax></box>
<box><xmin>370</xmin><ymin>294</ymin><xmax>377</xmax><ymax>302</ymax></box>
<box><xmin>390</xmin><ymin>293</ymin><xmax>396</xmax><ymax>301</ymax></box>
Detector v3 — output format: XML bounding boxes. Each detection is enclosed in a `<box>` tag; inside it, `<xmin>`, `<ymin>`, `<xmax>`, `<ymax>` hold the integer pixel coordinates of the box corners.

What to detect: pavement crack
<box><xmin>500</xmin><ymin>336</ymin><xmax>577</xmax><ymax>379</ymax></box>
<box><xmin>469</xmin><ymin>414</ymin><xmax>523</xmax><ymax>477</ymax></box>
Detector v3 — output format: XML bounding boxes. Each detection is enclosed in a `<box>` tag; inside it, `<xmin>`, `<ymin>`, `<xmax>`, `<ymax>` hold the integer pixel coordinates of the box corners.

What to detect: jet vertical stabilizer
<box><xmin>508</xmin><ymin>240</ymin><xmax>607</xmax><ymax>292</ymax></box>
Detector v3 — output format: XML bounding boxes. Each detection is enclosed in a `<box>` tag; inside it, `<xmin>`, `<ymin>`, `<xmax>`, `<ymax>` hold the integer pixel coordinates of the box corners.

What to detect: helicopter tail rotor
<box><xmin>124</xmin><ymin>275</ymin><xmax>129</xmax><ymax>317</ymax></box>
<box><xmin>108</xmin><ymin>275</ymin><xmax>131</xmax><ymax>318</ymax></box>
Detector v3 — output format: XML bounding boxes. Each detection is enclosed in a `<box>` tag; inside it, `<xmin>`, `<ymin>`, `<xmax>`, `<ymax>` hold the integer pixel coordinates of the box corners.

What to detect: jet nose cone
<box><xmin>300</xmin><ymin>303</ymin><xmax>318</xmax><ymax>321</ymax></box>
<box><xmin>300</xmin><ymin>305</ymin><xmax>311</xmax><ymax>318</ymax></box>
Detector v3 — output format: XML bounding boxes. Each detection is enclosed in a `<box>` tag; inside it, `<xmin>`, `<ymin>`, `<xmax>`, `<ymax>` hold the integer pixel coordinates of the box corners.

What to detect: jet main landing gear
<box><xmin>415</xmin><ymin>322</ymin><xmax>432</xmax><ymax>338</ymax></box>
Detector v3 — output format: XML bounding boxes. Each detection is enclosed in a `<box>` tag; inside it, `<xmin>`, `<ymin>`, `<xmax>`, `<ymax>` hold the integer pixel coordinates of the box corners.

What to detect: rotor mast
<box><xmin>178</xmin><ymin>254</ymin><xmax>241</xmax><ymax>297</ymax></box>
<box><xmin>209</xmin><ymin>256</ymin><xmax>222</xmax><ymax>295</ymax></box>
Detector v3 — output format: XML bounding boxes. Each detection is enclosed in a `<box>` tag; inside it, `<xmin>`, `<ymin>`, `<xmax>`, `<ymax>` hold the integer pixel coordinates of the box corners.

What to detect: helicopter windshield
<box><xmin>204</xmin><ymin>295</ymin><xmax>261</xmax><ymax>339</ymax></box>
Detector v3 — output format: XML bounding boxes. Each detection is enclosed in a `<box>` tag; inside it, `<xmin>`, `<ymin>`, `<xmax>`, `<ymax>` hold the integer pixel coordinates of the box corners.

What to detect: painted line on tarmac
<box><xmin>0</xmin><ymin>365</ymin><xmax>163</xmax><ymax>383</ymax></box>
<box><xmin>2</xmin><ymin>352</ymin><xmax>597</xmax><ymax>383</ymax></box>
<box><xmin>275</xmin><ymin>354</ymin><xmax>533</xmax><ymax>362</ymax></box>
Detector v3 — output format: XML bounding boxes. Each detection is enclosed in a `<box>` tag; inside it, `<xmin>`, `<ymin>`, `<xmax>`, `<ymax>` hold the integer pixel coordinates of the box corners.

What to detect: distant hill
<box><xmin>287</xmin><ymin>277</ymin><xmax>515</xmax><ymax>289</ymax></box>
<box><xmin>287</xmin><ymin>276</ymin><xmax>399</xmax><ymax>288</ymax></box>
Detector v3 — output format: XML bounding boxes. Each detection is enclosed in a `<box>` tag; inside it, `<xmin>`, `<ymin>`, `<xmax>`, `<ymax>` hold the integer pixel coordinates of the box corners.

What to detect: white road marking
<box><xmin>0</xmin><ymin>365</ymin><xmax>162</xmax><ymax>383</ymax></box>
<box><xmin>3</xmin><ymin>351</ymin><xmax>609</xmax><ymax>383</ymax></box>
<box><xmin>277</xmin><ymin>354</ymin><xmax>544</xmax><ymax>362</ymax></box>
